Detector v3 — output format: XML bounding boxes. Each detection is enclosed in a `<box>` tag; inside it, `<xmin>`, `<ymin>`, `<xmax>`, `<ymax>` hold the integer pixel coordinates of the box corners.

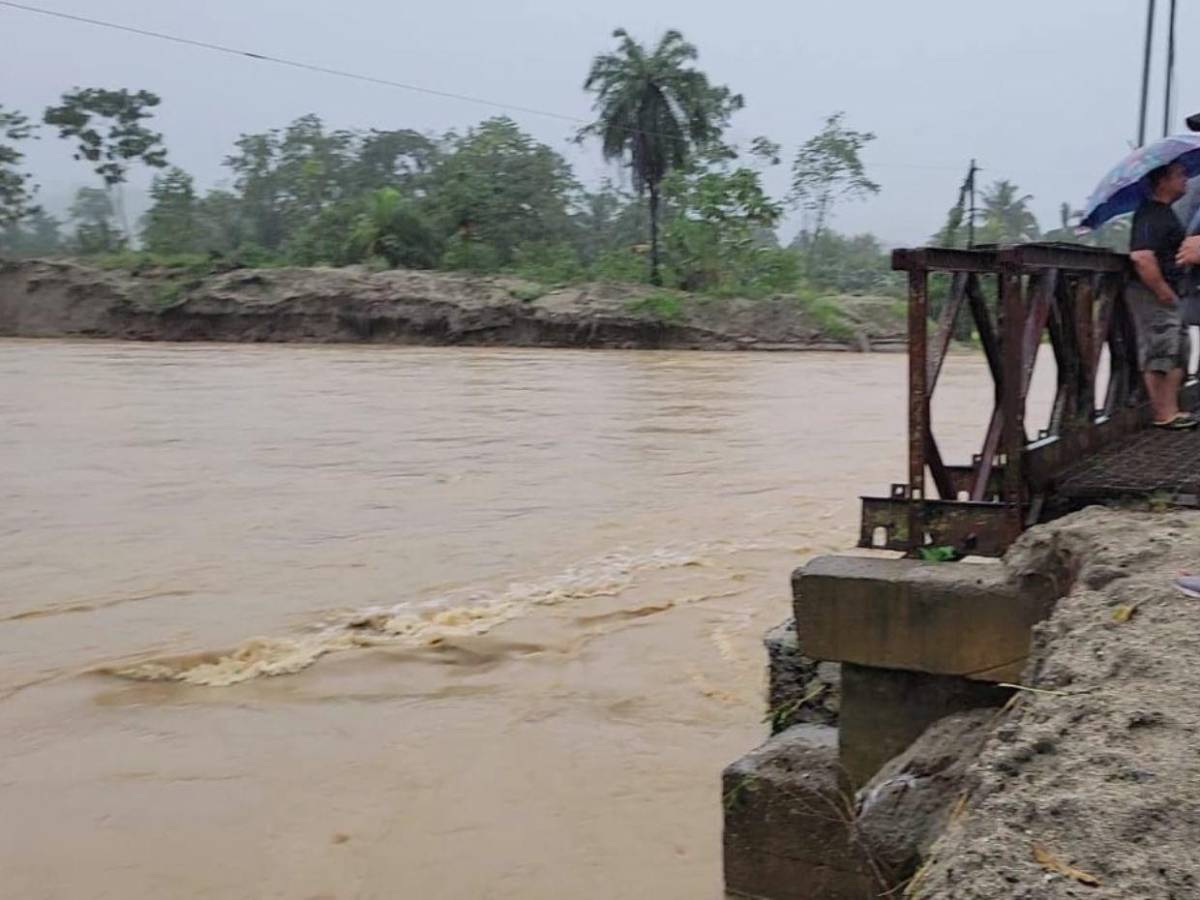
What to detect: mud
<box><xmin>914</xmin><ymin>507</ymin><xmax>1200</xmax><ymax>900</ymax></box>
<box><xmin>0</xmin><ymin>259</ymin><xmax>904</xmax><ymax>351</ymax></box>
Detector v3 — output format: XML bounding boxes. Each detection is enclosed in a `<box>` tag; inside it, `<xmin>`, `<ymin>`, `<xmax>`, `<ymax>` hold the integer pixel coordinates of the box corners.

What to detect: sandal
<box><xmin>1155</xmin><ymin>413</ymin><xmax>1200</xmax><ymax>430</ymax></box>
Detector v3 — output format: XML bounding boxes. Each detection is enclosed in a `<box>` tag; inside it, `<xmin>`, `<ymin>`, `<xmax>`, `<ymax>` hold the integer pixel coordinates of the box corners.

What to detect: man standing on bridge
<box><xmin>1130</xmin><ymin>161</ymin><xmax>1198</xmax><ymax>430</ymax></box>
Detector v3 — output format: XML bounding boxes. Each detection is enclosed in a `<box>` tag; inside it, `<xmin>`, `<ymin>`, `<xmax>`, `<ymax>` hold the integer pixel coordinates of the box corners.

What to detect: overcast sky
<box><xmin>2</xmin><ymin>0</ymin><xmax>1197</xmax><ymax>244</ymax></box>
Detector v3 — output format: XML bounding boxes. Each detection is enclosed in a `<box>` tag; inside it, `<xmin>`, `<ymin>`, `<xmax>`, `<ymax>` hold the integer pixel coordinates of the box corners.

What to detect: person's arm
<box><xmin>1131</xmin><ymin>250</ymin><xmax>1179</xmax><ymax>305</ymax></box>
<box><xmin>1177</xmin><ymin>235</ymin><xmax>1200</xmax><ymax>267</ymax></box>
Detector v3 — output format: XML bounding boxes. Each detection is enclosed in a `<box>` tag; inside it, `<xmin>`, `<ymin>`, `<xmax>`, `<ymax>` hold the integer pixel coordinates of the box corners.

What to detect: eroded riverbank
<box><xmin>0</xmin><ymin>259</ymin><xmax>905</xmax><ymax>351</ymax></box>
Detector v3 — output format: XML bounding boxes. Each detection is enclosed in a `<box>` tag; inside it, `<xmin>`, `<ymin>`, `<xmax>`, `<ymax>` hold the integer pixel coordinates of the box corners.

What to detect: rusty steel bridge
<box><xmin>861</xmin><ymin>242</ymin><xmax>1200</xmax><ymax>558</ymax></box>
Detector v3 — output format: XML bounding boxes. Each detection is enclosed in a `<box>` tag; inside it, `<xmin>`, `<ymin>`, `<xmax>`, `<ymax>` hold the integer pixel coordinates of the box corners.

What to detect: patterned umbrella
<box><xmin>1079</xmin><ymin>134</ymin><xmax>1200</xmax><ymax>231</ymax></box>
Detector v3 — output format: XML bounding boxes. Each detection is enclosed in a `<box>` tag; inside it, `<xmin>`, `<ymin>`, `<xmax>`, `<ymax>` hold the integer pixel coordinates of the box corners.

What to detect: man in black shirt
<box><xmin>1130</xmin><ymin>161</ymin><xmax>1197</xmax><ymax>429</ymax></box>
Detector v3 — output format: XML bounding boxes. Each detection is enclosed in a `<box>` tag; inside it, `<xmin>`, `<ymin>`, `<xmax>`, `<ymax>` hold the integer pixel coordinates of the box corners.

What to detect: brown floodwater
<box><xmin>0</xmin><ymin>339</ymin><xmax>1053</xmax><ymax>899</ymax></box>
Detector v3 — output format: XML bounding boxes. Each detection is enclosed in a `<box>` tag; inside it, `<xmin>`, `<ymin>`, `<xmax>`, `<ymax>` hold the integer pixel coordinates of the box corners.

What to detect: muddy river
<box><xmin>0</xmin><ymin>340</ymin><xmax>1040</xmax><ymax>899</ymax></box>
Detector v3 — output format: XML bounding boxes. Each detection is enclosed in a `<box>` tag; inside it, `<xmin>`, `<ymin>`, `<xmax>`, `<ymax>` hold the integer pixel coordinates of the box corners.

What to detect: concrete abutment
<box><xmin>723</xmin><ymin>554</ymin><xmax>1061</xmax><ymax>899</ymax></box>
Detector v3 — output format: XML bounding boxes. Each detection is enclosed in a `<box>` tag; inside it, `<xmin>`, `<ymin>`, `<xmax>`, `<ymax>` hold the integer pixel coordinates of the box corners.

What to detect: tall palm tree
<box><xmin>978</xmin><ymin>180</ymin><xmax>1041</xmax><ymax>244</ymax></box>
<box><xmin>582</xmin><ymin>29</ymin><xmax>742</xmax><ymax>285</ymax></box>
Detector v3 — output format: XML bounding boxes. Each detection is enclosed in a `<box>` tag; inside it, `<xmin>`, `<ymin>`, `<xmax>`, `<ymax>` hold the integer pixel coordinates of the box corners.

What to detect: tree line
<box><xmin>0</xmin><ymin>28</ymin><xmax>1123</xmax><ymax>299</ymax></box>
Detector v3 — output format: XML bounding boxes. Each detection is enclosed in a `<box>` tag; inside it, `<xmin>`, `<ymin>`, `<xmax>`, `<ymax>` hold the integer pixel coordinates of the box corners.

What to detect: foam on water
<box><xmin>108</xmin><ymin>544</ymin><xmax>724</xmax><ymax>687</ymax></box>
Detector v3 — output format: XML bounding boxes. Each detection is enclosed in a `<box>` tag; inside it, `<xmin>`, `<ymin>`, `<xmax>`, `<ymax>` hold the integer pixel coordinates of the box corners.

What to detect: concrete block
<box><xmin>838</xmin><ymin>663</ymin><xmax>1009</xmax><ymax>791</ymax></box>
<box><xmin>794</xmin><ymin>556</ymin><xmax>1057</xmax><ymax>683</ymax></box>
<box><xmin>723</xmin><ymin>725</ymin><xmax>876</xmax><ymax>900</ymax></box>
<box><xmin>764</xmin><ymin>619</ymin><xmax>839</xmax><ymax>733</ymax></box>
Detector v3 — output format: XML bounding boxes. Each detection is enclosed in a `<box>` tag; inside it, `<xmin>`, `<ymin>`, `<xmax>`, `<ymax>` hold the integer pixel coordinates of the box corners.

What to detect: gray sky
<box><xmin>2</xmin><ymin>0</ymin><xmax>1197</xmax><ymax>244</ymax></box>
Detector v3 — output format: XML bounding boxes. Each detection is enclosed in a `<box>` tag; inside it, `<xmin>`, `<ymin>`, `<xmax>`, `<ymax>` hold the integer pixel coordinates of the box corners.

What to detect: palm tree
<box><xmin>1040</xmin><ymin>202</ymin><xmax>1083</xmax><ymax>244</ymax></box>
<box><xmin>346</xmin><ymin>187</ymin><xmax>440</xmax><ymax>268</ymax></box>
<box><xmin>581</xmin><ymin>29</ymin><xmax>742</xmax><ymax>285</ymax></box>
<box><xmin>978</xmin><ymin>180</ymin><xmax>1041</xmax><ymax>244</ymax></box>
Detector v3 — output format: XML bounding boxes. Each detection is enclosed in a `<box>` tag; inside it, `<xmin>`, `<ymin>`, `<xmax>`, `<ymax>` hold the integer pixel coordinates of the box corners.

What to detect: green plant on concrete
<box><xmin>762</xmin><ymin>680</ymin><xmax>828</xmax><ymax>732</ymax></box>
<box><xmin>917</xmin><ymin>545</ymin><xmax>959</xmax><ymax>563</ymax></box>
<box><xmin>722</xmin><ymin>774</ymin><xmax>760</xmax><ymax>812</ymax></box>
<box><xmin>763</xmin><ymin>699</ymin><xmax>803</xmax><ymax>732</ymax></box>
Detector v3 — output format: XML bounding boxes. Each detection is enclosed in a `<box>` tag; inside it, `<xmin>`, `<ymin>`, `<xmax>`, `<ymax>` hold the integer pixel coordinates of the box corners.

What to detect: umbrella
<box><xmin>1079</xmin><ymin>134</ymin><xmax>1200</xmax><ymax>231</ymax></box>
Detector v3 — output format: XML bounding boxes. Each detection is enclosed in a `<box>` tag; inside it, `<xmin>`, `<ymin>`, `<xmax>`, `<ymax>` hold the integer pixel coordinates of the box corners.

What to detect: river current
<box><xmin>0</xmin><ymin>339</ymin><xmax>1047</xmax><ymax>899</ymax></box>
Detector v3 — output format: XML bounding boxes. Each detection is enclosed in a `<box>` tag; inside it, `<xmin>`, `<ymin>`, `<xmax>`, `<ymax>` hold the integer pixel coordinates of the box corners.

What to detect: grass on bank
<box><xmin>33</xmin><ymin>249</ymin><xmax>907</xmax><ymax>342</ymax></box>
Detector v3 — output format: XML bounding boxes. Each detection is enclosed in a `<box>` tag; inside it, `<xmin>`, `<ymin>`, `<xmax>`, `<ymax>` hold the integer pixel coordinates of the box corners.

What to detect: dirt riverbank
<box><xmin>914</xmin><ymin>507</ymin><xmax>1200</xmax><ymax>899</ymax></box>
<box><xmin>0</xmin><ymin>259</ymin><xmax>904</xmax><ymax>351</ymax></box>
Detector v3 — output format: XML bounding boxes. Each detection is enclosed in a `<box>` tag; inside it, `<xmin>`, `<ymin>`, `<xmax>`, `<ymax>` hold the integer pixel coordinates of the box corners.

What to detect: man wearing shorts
<box><xmin>1130</xmin><ymin>161</ymin><xmax>1197</xmax><ymax>430</ymax></box>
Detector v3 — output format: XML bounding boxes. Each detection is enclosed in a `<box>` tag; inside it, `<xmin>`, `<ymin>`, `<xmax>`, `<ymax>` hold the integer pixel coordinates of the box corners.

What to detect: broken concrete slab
<box><xmin>854</xmin><ymin>708</ymin><xmax>997</xmax><ymax>880</ymax></box>
<box><xmin>794</xmin><ymin>556</ymin><xmax>1057</xmax><ymax>683</ymax></box>
<box><xmin>723</xmin><ymin>725</ymin><xmax>877</xmax><ymax>900</ymax></box>
<box><xmin>764</xmin><ymin>619</ymin><xmax>840</xmax><ymax>733</ymax></box>
<box><xmin>838</xmin><ymin>664</ymin><xmax>1009</xmax><ymax>791</ymax></box>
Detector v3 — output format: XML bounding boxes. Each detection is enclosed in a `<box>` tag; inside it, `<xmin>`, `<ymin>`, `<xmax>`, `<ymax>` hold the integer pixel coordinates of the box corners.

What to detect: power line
<box><xmin>0</xmin><ymin>1</ymin><xmax>1084</xmax><ymax>184</ymax></box>
<box><xmin>0</xmin><ymin>0</ymin><xmax>587</xmax><ymax>126</ymax></box>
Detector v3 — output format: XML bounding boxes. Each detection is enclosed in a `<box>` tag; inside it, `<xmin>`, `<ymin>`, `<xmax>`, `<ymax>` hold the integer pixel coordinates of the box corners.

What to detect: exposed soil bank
<box><xmin>914</xmin><ymin>507</ymin><xmax>1200</xmax><ymax>899</ymax></box>
<box><xmin>0</xmin><ymin>259</ymin><xmax>904</xmax><ymax>351</ymax></box>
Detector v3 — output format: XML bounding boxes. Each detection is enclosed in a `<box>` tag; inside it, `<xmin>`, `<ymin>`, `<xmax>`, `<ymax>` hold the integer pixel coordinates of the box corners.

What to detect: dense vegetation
<box><xmin>0</xmin><ymin>29</ymin><xmax>1127</xmax><ymax>305</ymax></box>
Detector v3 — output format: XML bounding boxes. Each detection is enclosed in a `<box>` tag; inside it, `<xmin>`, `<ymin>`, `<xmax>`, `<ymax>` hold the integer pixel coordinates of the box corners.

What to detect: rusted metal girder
<box><xmin>860</xmin><ymin>242</ymin><xmax>1178</xmax><ymax>557</ymax></box>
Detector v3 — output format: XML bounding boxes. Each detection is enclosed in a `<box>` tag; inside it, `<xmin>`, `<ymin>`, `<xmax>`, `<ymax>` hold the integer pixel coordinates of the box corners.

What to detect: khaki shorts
<box><xmin>1131</xmin><ymin>282</ymin><xmax>1191</xmax><ymax>374</ymax></box>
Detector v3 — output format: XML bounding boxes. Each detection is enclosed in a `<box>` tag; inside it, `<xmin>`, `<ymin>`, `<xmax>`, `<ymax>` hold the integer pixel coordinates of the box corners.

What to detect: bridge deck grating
<box><xmin>1055</xmin><ymin>427</ymin><xmax>1200</xmax><ymax>501</ymax></box>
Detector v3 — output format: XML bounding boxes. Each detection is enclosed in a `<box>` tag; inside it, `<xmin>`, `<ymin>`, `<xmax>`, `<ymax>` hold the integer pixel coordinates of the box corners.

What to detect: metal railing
<box><xmin>859</xmin><ymin>242</ymin><xmax>1194</xmax><ymax>557</ymax></box>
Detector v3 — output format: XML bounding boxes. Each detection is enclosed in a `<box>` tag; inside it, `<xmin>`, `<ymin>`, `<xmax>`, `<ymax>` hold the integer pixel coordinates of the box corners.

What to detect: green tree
<box><xmin>43</xmin><ymin>88</ymin><xmax>168</xmax><ymax>236</ymax></box>
<box><xmin>427</xmin><ymin>117</ymin><xmax>579</xmax><ymax>264</ymax></box>
<box><xmin>346</xmin><ymin>187</ymin><xmax>441</xmax><ymax>268</ymax></box>
<box><xmin>224</xmin><ymin>131</ymin><xmax>284</xmax><ymax>250</ymax></box>
<box><xmin>194</xmin><ymin>189</ymin><xmax>247</xmax><ymax>256</ymax></box>
<box><xmin>1089</xmin><ymin>216</ymin><xmax>1130</xmax><ymax>252</ymax></box>
<box><xmin>789</xmin><ymin>229</ymin><xmax>899</xmax><ymax>294</ymax></box>
<box><xmin>1041</xmin><ymin>201</ymin><xmax>1130</xmax><ymax>252</ymax></box>
<box><xmin>224</xmin><ymin>117</ymin><xmax>430</xmax><ymax>257</ymax></box>
<box><xmin>581</xmin><ymin>28</ymin><xmax>744</xmax><ymax>285</ymax></box>
<box><xmin>977</xmin><ymin>180</ymin><xmax>1040</xmax><ymax>244</ymax></box>
<box><xmin>662</xmin><ymin>162</ymin><xmax>784</xmax><ymax>292</ymax></box>
<box><xmin>0</xmin><ymin>105</ymin><xmax>39</xmax><ymax>229</ymax></box>
<box><xmin>353</xmin><ymin>128</ymin><xmax>439</xmax><ymax>193</ymax></box>
<box><xmin>789</xmin><ymin>112</ymin><xmax>880</xmax><ymax>262</ymax></box>
<box><xmin>931</xmin><ymin>168</ymin><xmax>975</xmax><ymax>249</ymax></box>
<box><xmin>573</xmin><ymin>179</ymin><xmax>647</xmax><ymax>265</ymax></box>
<box><xmin>273</xmin><ymin>115</ymin><xmax>357</xmax><ymax>233</ymax></box>
<box><xmin>0</xmin><ymin>209</ymin><xmax>62</xmax><ymax>258</ymax></box>
<box><xmin>68</xmin><ymin>187</ymin><xmax>122</xmax><ymax>254</ymax></box>
<box><xmin>141</xmin><ymin>167</ymin><xmax>201</xmax><ymax>254</ymax></box>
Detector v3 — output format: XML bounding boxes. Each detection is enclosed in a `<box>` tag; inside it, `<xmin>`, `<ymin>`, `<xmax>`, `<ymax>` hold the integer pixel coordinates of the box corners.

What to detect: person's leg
<box><xmin>1145</xmin><ymin>369</ymin><xmax>1178</xmax><ymax>423</ymax></box>
<box><xmin>1166</xmin><ymin>366</ymin><xmax>1185</xmax><ymax>416</ymax></box>
<box><xmin>1145</xmin><ymin>303</ymin><xmax>1188</xmax><ymax>423</ymax></box>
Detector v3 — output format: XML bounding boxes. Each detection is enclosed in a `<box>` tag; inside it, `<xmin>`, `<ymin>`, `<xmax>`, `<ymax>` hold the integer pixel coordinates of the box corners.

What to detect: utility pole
<box><xmin>967</xmin><ymin>159</ymin><xmax>978</xmax><ymax>249</ymax></box>
<box><xmin>1163</xmin><ymin>0</ymin><xmax>1177</xmax><ymax>137</ymax></box>
<box><xmin>1138</xmin><ymin>0</ymin><xmax>1156</xmax><ymax>146</ymax></box>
